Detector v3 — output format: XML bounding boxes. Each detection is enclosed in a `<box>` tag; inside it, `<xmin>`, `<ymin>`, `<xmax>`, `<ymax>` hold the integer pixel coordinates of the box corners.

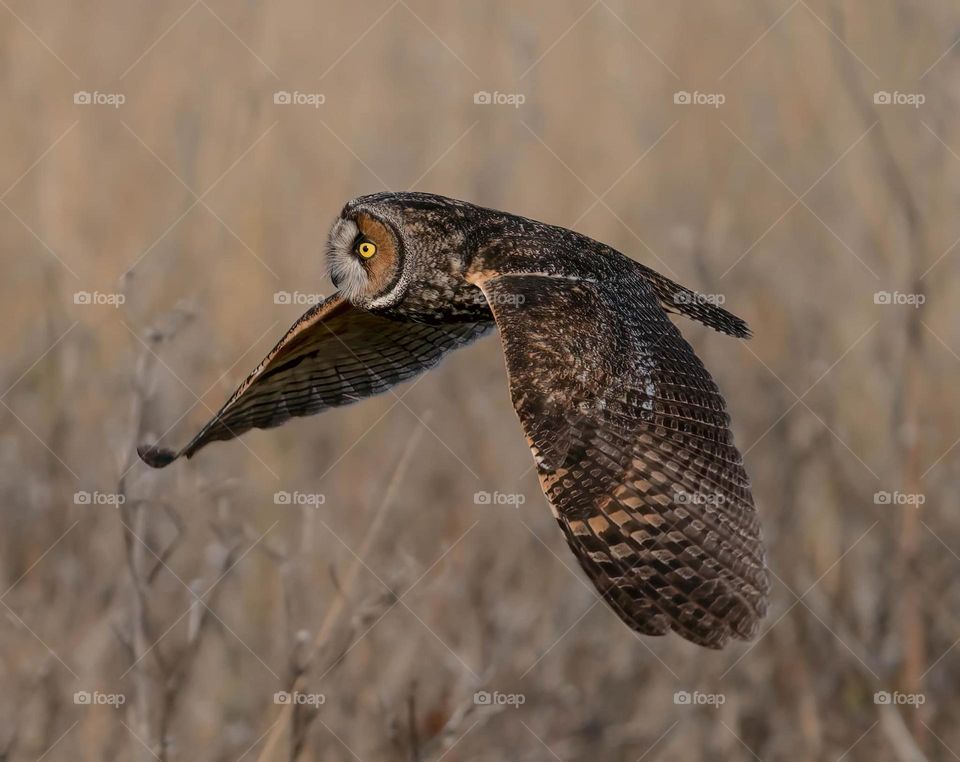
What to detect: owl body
<box><xmin>141</xmin><ymin>191</ymin><xmax>768</xmax><ymax>649</ymax></box>
<box><xmin>334</xmin><ymin>191</ymin><xmax>640</xmax><ymax>324</ymax></box>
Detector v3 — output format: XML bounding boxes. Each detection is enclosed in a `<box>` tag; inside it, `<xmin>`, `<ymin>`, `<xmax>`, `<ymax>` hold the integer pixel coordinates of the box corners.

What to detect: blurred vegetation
<box><xmin>1</xmin><ymin>1</ymin><xmax>959</xmax><ymax>759</ymax></box>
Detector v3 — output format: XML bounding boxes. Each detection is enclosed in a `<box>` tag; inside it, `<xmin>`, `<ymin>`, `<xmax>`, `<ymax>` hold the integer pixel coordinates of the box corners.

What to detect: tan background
<box><xmin>1</xmin><ymin>1</ymin><xmax>958</xmax><ymax>760</ymax></box>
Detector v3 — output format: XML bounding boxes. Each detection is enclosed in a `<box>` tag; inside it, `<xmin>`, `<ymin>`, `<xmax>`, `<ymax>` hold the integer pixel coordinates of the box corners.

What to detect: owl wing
<box><xmin>138</xmin><ymin>293</ymin><xmax>492</xmax><ymax>467</ymax></box>
<box><xmin>469</xmin><ymin>267</ymin><xmax>768</xmax><ymax>648</ymax></box>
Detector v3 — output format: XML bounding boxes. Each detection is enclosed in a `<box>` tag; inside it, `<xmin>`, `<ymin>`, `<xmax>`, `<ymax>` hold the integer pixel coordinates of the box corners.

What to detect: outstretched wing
<box><xmin>139</xmin><ymin>293</ymin><xmax>492</xmax><ymax>467</ymax></box>
<box><xmin>470</xmin><ymin>265</ymin><xmax>768</xmax><ymax>648</ymax></box>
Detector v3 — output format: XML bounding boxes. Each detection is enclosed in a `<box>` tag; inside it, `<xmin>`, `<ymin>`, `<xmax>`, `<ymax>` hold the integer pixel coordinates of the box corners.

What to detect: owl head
<box><xmin>325</xmin><ymin>192</ymin><xmax>479</xmax><ymax>312</ymax></box>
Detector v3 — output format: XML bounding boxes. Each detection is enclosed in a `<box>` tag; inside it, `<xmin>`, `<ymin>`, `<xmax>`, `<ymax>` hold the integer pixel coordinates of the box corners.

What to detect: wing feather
<box><xmin>138</xmin><ymin>293</ymin><xmax>491</xmax><ymax>467</ymax></box>
<box><xmin>470</xmin><ymin>267</ymin><xmax>768</xmax><ymax>648</ymax></box>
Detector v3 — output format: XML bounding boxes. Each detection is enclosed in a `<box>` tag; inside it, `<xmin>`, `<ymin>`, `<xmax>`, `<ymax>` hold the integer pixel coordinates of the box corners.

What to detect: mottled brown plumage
<box><xmin>139</xmin><ymin>191</ymin><xmax>768</xmax><ymax>648</ymax></box>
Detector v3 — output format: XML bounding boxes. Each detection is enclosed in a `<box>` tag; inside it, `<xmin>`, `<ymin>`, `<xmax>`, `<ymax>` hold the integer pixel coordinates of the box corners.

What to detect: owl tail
<box><xmin>636</xmin><ymin>263</ymin><xmax>752</xmax><ymax>339</ymax></box>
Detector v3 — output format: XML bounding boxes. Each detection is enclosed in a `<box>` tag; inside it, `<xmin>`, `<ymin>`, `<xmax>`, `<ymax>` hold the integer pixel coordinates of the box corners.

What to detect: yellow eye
<box><xmin>357</xmin><ymin>241</ymin><xmax>377</xmax><ymax>259</ymax></box>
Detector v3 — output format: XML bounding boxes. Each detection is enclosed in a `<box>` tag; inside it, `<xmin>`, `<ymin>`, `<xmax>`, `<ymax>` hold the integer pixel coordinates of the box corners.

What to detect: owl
<box><xmin>139</xmin><ymin>191</ymin><xmax>769</xmax><ymax>649</ymax></box>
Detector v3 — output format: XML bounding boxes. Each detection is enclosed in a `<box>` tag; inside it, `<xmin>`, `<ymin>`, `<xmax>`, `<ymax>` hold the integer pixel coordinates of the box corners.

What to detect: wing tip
<box><xmin>137</xmin><ymin>444</ymin><xmax>180</xmax><ymax>468</ymax></box>
<box><xmin>732</xmin><ymin>317</ymin><xmax>752</xmax><ymax>340</ymax></box>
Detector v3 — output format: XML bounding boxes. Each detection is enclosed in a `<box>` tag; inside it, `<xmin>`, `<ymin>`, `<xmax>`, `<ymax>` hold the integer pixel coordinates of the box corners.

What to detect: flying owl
<box><xmin>139</xmin><ymin>192</ymin><xmax>769</xmax><ymax>649</ymax></box>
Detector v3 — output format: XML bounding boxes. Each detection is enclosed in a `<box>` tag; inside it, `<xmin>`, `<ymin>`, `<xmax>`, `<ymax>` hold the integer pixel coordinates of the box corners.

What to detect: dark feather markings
<box><xmin>469</xmin><ymin>267</ymin><xmax>768</xmax><ymax>648</ymax></box>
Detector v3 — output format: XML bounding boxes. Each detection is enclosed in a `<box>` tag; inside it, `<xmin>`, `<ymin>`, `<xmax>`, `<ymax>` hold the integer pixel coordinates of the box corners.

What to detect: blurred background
<box><xmin>0</xmin><ymin>1</ymin><xmax>958</xmax><ymax>759</ymax></box>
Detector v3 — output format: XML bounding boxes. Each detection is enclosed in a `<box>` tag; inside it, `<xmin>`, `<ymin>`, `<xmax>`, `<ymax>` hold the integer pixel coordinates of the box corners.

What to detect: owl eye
<box><xmin>356</xmin><ymin>240</ymin><xmax>377</xmax><ymax>259</ymax></box>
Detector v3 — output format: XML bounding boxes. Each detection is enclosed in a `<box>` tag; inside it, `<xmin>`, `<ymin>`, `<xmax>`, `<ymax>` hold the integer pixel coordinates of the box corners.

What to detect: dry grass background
<box><xmin>1</xmin><ymin>1</ymin><xmax>959</xmax><ymax>760</ymax></box>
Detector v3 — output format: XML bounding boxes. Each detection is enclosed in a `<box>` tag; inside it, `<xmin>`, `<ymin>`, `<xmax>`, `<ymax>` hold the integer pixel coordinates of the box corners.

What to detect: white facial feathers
<box><xmin>326</xmin><ymin>217</ymin><xmax>368</xmax><ymax>303</ymax></box>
